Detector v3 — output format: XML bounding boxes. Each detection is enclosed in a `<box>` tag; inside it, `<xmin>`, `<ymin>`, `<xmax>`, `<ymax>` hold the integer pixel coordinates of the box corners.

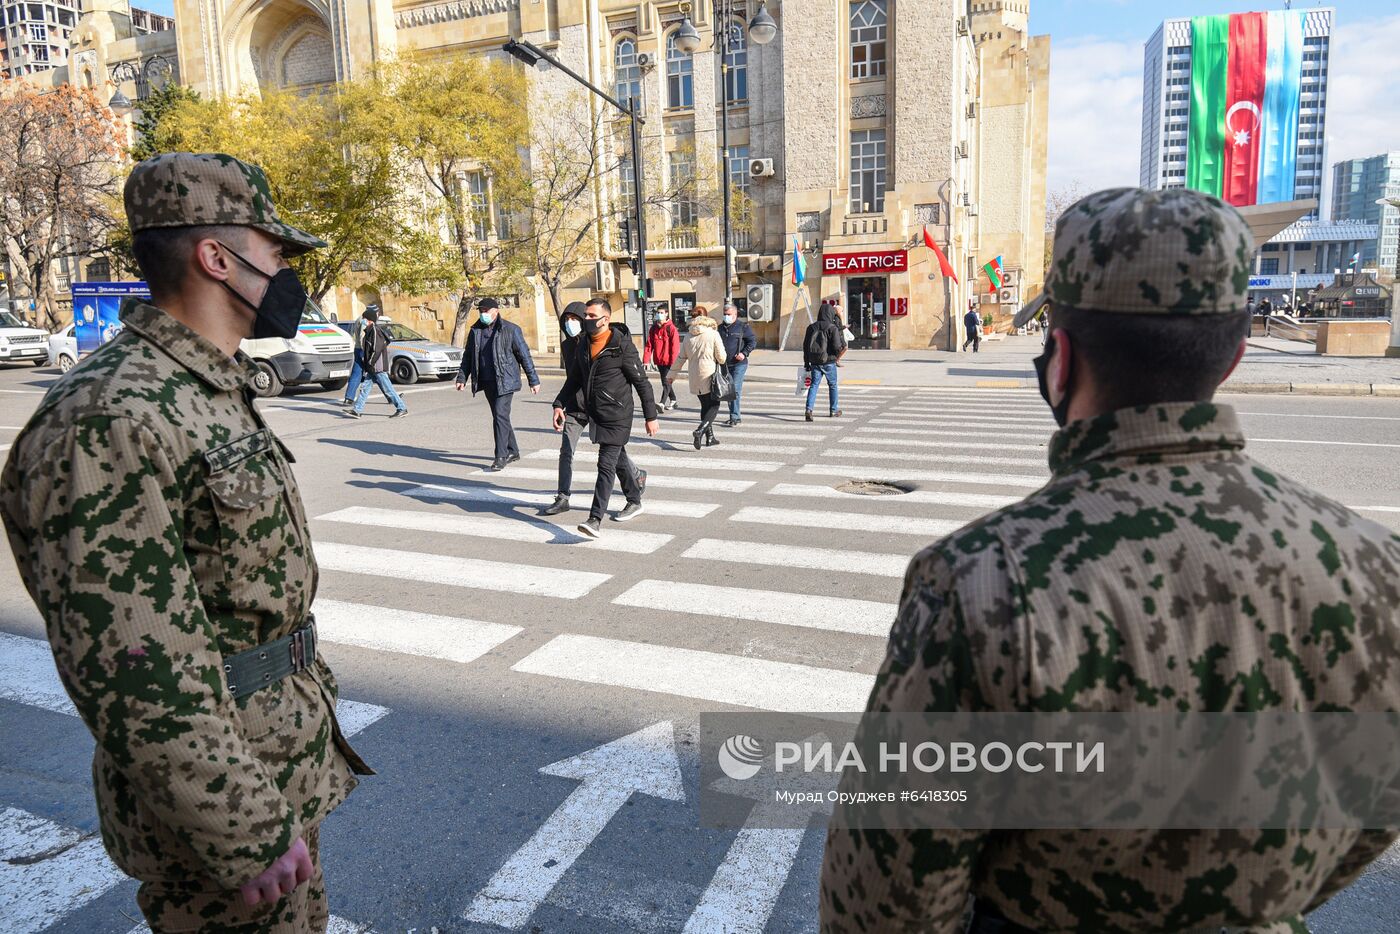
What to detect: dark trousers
<box><xmin>656</xmin><ymin>364</ymin><xmax>677</xmax><ymax>405</ymax></box>
<box><xmin>963</xmin><ymin>331</ymin><xmax>981</xmax><ymax>352</ymax></box>
<box><xmin>591</xmin><ymin>442</ymin><xmax>643</xmax><ymax>521</ymax></box>
<box><xmin>559</xmin><ymin>412</ymin><xmax>638</xmax><ymax>496</ymax></box>
<box><xmin>483</xmin><ymin>388</ymin><xmax>518</xmax><ymax>462</ymax></box>
<box><xmin>698</xmin><ymin>388</ymin><xmax>720</xmax><ymax>428</ymax></box>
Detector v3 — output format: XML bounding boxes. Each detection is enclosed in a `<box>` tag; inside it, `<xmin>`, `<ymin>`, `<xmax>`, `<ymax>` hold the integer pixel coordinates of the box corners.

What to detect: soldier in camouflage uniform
<box><xmin>0</xmin><ymin>153</ymin><xmax>371</xmax><ymax>932</ymax></box>
<box><xmin>819</xmin><ymin>187</ymin><xmax>1400</xmax><ymax>933</ymax></box>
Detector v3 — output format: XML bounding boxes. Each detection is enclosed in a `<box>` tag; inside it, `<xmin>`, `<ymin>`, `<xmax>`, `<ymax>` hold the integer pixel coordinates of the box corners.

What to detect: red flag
<box><xmin>923</xmin><ymin>226</ymin><xmax>959</xmax><ymax>284</ymax></box>
<box><xmin>1222</xmin><ymin>12</ymin><xmax>1267</xmax><ymax>206</ymax></box>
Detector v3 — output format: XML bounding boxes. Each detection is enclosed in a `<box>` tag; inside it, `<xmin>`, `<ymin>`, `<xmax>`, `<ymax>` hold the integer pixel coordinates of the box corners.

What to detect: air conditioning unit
<box><xmin>979</xmin><ymin>292</ymin><xmax>997</xmax><ymax>304</ymax></box>
<box><xmin>1001</xmin><ymin>269</ymin><xmax>1020</xmax><ymax>287</ymax></box>
<box><xmin>594</xmin><ymin>260</ymin><xmax>617</xmax><ymax>292</ymax></box>
<box><xmin>749</xmin><ymin>158</ymin><xmax>775</xmax><ymax>178</ymax></box>
<box><xmin>637</xmin><ymin>52</ymin><xmax>653</xmax><ymax>70</ymax></box>
<box><xmin>746</xmin><ymin>283</ymin><xmax>774</xmax><ymax>322</ymax></box>
<box><xmin>999</xmin><ymin>287</ymin><xmax>1019</xmax><ymax>305</ymax></box>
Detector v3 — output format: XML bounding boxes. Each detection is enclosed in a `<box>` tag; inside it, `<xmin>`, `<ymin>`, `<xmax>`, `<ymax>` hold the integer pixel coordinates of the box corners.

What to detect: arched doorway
<box><xmin>227</xmin><ymin>0</ymin><xmax>337</xmax><ymax>95</ymax></box>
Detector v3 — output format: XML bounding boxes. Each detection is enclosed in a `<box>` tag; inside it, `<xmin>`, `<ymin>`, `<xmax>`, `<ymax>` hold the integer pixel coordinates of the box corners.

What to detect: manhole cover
<box><xmin>835</xmin><ymin>479</ymin><xmax>914</xmax><ymax>496</ymax></box>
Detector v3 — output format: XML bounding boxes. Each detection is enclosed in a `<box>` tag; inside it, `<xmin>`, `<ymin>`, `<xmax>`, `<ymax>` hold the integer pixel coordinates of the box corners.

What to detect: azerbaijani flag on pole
<box><xmin>982</xmin><ymin>255</ymin><xmax>1004</xmax><ymax>294</ymax></box>
<box><xmin>791</xmin><ymin>235</ymin><xmax>806</xmax><ymax>286</ymax></box>
<box><xmin>922</xmin><ymin>226</ymin><xmax>958</xmax><ymax>283</ymax></box>
<box><xmin>1187</xmin><ymin>10</ymin><xmax>1304</xmax><ymax>207</ymax></box>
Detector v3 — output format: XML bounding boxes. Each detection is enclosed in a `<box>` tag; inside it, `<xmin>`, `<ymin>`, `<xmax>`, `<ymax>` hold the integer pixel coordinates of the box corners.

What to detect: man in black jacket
<box><xmin>455</xmin><ymin>297</ymin><xmax>540</xmax><ymax>471</ymax></box>
<box><xmin>802</xmin><ymin>300</ymin><xmax>847</xmax><ymax>421</ymax></box>
<box><xmin>552</xmin><ymin>297</ymin><xmax>659</xmax><ymax>538</ymax></box>
<box><xmin>541</xmin><ymin>302</ymin><xmax>646</xmax><ymax>517</ymax></box>
<box><xmin>716</xmin><ymin>301</ymin><xmax>756</xmax><ymax>426</ymax></box>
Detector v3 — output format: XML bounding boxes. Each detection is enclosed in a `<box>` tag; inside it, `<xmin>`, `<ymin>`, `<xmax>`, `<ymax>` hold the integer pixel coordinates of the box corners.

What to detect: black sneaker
<box><xmin>391</xmin><ymin>408</ymin><xmax>408</xmax><ymax>419</ymax></box>
<box><xmin>613</xmin><ymin>502</ymin><xmax>645</xmax><ymax>522</ymax></box>
<box><xmin>805</xmin><ymin>410</ymin><xmax>814</xmax><ymax>422</ymax></box>
<box><xmin>576</xmin><ymin>517</ymin><xmax>601</xmax><ymax>538</ymax></box>
<box><xmin>505</xmin><ymin>452</ymin><xmax>521</xmax><ymax>464</ymax></box>
<box><xmin>345</xmin><ymin>410</ymin><xmax>362</xmax><ymax>419</ymax></box>
<box><xmin>540</xmin><ymin>494</ymin><xmax>570</xmax><ymax>516</ymax></box>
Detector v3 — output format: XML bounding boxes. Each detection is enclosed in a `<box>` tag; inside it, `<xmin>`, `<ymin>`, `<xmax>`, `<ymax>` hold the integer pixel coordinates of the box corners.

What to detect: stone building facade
<box><xmin>39</xmin><ymin>0</ymin><xmax>1050</xmax><ymax>352</ymax></box>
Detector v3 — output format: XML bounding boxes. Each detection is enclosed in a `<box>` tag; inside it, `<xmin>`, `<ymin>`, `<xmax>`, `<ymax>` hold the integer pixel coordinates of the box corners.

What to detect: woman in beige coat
<box><xmin>668</xmin><ymin>306</ymin><xmax>728</xmax><ymax>449</ymax></box>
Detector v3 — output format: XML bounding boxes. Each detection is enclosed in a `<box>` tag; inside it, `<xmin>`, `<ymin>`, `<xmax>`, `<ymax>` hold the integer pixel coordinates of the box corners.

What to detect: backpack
<box><xmin>804</xmin><ymin>324</ymin><xmax>828</xmax><ymax>361</ymax></box>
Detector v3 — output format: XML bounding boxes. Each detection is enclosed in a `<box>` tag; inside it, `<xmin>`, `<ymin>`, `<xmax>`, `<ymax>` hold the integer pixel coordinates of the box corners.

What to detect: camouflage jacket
<box><xmin>0</xmin><ymin>302</ymin><xmax>369</xmax><ymax>889</ymax></box>
<box><xmin>821</xmin><ymin>402</ymin><xmax>1400</xmax><ymax>934</ymax></box>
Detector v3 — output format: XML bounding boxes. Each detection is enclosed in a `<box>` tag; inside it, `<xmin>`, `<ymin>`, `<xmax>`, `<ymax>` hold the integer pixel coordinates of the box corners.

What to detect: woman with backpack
<box><xmin>668</xmin><ymin>305</ymin><xmax>727</xmax><ymax>449</ymax></box>
<box><xmin>802</xmin><ymin>299</ymin><xmax>847</xmax><ymax>421</ymax></box>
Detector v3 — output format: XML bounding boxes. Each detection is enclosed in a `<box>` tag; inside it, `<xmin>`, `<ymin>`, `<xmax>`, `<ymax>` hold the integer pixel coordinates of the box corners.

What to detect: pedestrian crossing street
<box><xmin>1</xmin><ymin>383</ymin><xmax>1061</xmax><ymax>934</ymax></box>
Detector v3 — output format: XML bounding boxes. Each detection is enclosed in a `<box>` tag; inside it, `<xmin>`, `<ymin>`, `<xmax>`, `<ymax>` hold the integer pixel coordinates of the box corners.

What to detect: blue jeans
<box><xmin>805</xmin><ymin>363</ymin><xmax>839</xmax><ymax>413</ymax></box>
<box><xmin>352</xmin><ymin>371</ymin><xmax>406</xmax><ymax>414</ymax></box>
<box><xmin>726</xmin><ymin>360</ymin><xmax>748</xmax><ymax>419</ymax></box>
<box><xmin>343</xmin><ymin>350</ymin><xmax>365</xmax><ymax>402</ymax></box>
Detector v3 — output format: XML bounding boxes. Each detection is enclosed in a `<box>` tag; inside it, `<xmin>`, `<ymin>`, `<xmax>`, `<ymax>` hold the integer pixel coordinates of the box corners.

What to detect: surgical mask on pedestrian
<box><xmin>1033</xmin><ymin>336</ymin><xmax>1073</xmax><ymax>428</ymax></box>
<box><xmin>723</xmin><ymin>314</ymin><xmax>736</xmax><ymax>324</ymax></box>
<box><xmin>563</xmin><ymin>319</ymin><xmax>582</xmax><ymax>338</ymax></box>
<box><xmin>217</xmin><ymin>242</ymin><xmax>307</xmax><ymax>340</ymax></box>
<box><xmin>582</xmin><ymin>316</ymin><xmax>606</xmax><ymax>336</ymax></box>
<box><xmin>480</xmin><ymin>312</ymin><xmax>495</xmax><ymax>326</ymax></box>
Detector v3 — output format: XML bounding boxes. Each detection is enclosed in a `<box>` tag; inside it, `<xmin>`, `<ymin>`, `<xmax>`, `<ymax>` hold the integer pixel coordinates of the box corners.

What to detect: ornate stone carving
<box><xmin>851</xmin><ymin>94</ymin><xmax>887</xmax><ymax>119</ymax></box>
<box><xmin>913</xmin><ymin>202</ymin><xmax>940</xmax><ymax>226</ymax></box>
<box><xmin>395</xmin><ymin>0</ymin><xmax>518</xmax><ymax>30</ymax></box>
<box><xmin>796</xmin><ymin>211</ymin><xmax>821</xmax><ymax>233</ymax></box>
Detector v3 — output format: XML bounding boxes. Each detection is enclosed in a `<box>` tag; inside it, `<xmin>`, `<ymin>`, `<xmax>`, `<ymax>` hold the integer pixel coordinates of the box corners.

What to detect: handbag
<box><xmin>712</xmin><ymin>361</ymin><xmax>736</xmax><ymax>402</ymax></box>
<box><xmin>794</xmin><ymin>364</ymin><xmax>811</xmax><ymax>396</ymax></box>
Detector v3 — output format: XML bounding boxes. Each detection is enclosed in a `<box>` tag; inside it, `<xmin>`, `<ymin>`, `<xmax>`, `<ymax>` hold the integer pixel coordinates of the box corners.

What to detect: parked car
<box><xmin>0</xmin><ymin>310</ymin><xmax>50</xmax><ymax>368</ymax></box>
<box><xmin>48</xmin><ymin>323</ymin><xmax>77</xmax><ymax>372</ymax></box>
<box><xmin>335</xmin><ymin>317</ymin><xmax>463</xmax><ymax>384</ymax></box>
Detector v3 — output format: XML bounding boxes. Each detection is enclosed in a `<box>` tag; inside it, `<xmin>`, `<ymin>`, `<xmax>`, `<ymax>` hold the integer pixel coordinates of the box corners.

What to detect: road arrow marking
<box><xmin>462</xmin><ymin>721</ymin><xmax>686</xmax><ymax>929</ymax></box>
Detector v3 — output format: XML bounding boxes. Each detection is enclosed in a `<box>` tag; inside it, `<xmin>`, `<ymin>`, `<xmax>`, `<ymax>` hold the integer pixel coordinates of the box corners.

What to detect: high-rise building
<box><xmin>1331</xmin><ymin>152</ymin><xmax>1400</xmax><ymax>275</ymax></box>
<box><xmin>1140</xmin><ymin>8</ymin><xmax>1332</xmax><ymax>214</ymax></box>
<box><xmin>1</xmin><ymin>0</ymin><xmax>82</xmax><ymax>77</ymax></box>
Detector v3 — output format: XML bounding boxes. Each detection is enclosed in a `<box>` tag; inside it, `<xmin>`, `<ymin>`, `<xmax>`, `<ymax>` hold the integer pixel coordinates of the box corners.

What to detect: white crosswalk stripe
<box><xmin>316</xmin><ymin>600</ymin><xmax>523</xmax><ymax>665</ymax></box>
<box><xmin>683</xmin><ymin>537</ymin><xmax>910</xmax><ymax>577</ymax></box>
<box><xmin>318</xmin><ymin>505</ymin><xmax>674</xmax><ymax>554</ymax></box>
<box><xmin>410</xmin><ymin>480</ymin><xmax>724</xmax><ymax>516</ymax></box>
<box><xmin>613</xmin><ymin>580</ymin><xmax>895</xmax><ymax>637</ymax></box>
<box><xmin>512</xmin><ymin>634</ymin><xmax>875</xmax><ymax>712</ymax></box>
<box><xmin>824</xmin><ymin>448</ymin><xmax>1046</xmax><ymax>467</ymax></box>
<box><xmin>871</xmin><ymin>414</ymin><xmax>1051</xmax><ymax>425</ymax></box>
<box><xmin>633</xmin><ymin>438</ymin><xmax>812</xmax><ymax>455</ymax></box>
<box><xmin>767</xmin><ymin>483</ymin><xmax>1020</xmax><ymax>510</ymax></box>
<box><xmin>798</xmin><ymin>462</ymin><xmax>1047</xmax><ymax>487</ymax></box>
<box><xmin>316</xmin><ymin>542</ymin><xmax>612</xmax><ymax>598</ymax></box>
<box><xmin>731</xmin><ymin>505</ymin><xmax>966</xmax><ymax>537</ymax></box>
<box><xmin>855</xmin><ymin>425</ymin><xmax>1049</xmax><ymax>440</ymax></box>
<box><xmin>526</xmin><ymin>449</ymin><xmax>784</xmax><ymax>472</ymax></box>
<box><xmin>846</xmin><ymin>435</ymin><xmax>1044</xmax><ymax>451</ymax></box>
<box><xmin>643</xmin><ymin>429</ymin><xmax>829</xmax><ymax>443</ymax></box>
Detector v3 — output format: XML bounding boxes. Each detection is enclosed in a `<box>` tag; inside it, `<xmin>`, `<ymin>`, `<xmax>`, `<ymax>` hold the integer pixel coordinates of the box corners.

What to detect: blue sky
<box><xmin>1028</xmin><ymin>0</ymin><xmax>1392</xmax><ymax>42</ymax></box>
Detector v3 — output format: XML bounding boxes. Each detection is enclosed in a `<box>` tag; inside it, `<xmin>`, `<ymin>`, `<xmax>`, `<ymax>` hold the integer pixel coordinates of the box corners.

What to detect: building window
<box><xmin>665</xmin><ymin>30</ymin><xmax>694</xmax><ymax>109</ymax></box>
<box><xmin>613</xmin><ymin>37</ymin><xmax>641</xmax><ymax>112</ymax></box>
<box><xmin>1259</xmin><ymin>258</ymin><xmax>1279</xmax><ymax>275</ymax></box>
<box><xmin>726</xmin><ymin>143</ymin><xmax>750</xmax><ymax>196</ymax></box>
<box><xmin>31</xmin><ymin>44</ymin><xmax>47</xmax><ymax>62</ymax></box>
<box><xmin>465</xmin><ymin>171</ymin><xmax>490</xmax><ymax>241</ymax></box>
<box><xmin>668</xmin><ymin>150</ymin><xmax>696</xmax><ymax>230</ymax></box>
<box><xmin>721</xmin><ymin>19</ymin><xmax>747</xmax><ymax>103</ymax></box>
<box><xmin>849</xmin><ymin>128</ymin><xmax>887</xmax><ymax>213</ymax></box>
<box><xmin>850</xmin><ymin>0</ymin><xmax>887</xmax><ymax>80</ymax></box>
<box><xmin>27</xmin><ymin>21</ymin><xmax>44</xmax><ymax>41</ymax></box>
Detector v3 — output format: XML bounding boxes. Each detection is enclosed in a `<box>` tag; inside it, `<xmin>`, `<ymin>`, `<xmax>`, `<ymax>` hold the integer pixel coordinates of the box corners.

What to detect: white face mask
<box><xmin>723</xmin><ymin>314</ymin><xmax>737</xmax><ymax>324</ymax></box>
<box><xmin>480</xmin><ymin>312</ymin><xmax>495</xmax><ymax>326</ymax></box>
<box><xmin>563</xmin><ymin>319</ymin><xmax>582</xmax><ymax>338</ymax></box>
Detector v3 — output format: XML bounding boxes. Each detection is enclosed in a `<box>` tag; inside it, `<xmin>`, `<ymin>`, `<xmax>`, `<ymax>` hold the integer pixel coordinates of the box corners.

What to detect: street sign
<box><xmin>821</xmin><ymin>249</ymin><xmax>908</xmax><ymax>276</ymax></box>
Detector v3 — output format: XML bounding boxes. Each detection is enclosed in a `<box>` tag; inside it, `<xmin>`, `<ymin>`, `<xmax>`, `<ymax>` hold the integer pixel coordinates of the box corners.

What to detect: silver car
<box><xmin>338</xmin><ymin>319</ymin><xmax>463</xmax><ymax>384</ymax></box>
<box><xmin>47</xmin><ymin>323</ymin><xmax>78</xmax><ymax>372</ymax></box>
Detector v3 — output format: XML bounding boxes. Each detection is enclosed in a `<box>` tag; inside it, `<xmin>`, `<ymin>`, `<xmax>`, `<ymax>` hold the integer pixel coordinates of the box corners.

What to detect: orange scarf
<box><xmin>590</xmin><ymin>326</ymin><xmax>610</xmax><ymax>358</ymax></box>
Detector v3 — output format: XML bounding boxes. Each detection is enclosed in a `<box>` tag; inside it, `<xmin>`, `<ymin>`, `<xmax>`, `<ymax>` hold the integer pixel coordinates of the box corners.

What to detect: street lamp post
<box><xmin>503</xmin><ymin>38</ymin><xmax>650</xmax><ymax>331</ymax></box>
<box><xmin>106</xmin><ymin>55</ymin><xmax>175</xmax><ymax>115</ymax></box>
<box><xmin>674</xmin><ymin>2</ymin><xmax>777</xmax><ymax>307</ymax></box>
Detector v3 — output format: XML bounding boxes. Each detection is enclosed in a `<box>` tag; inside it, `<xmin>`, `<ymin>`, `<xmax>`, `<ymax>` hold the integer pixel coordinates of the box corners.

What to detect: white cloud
<box><xmin>1046</xmin><ymin>36</ymin><xmax>1145</xmax><ymax>197</ymax></box>
<box><xmin>1322</xmin><ymin>12</ymin><xmax>1400</xmax><ymax>201</ymax></box>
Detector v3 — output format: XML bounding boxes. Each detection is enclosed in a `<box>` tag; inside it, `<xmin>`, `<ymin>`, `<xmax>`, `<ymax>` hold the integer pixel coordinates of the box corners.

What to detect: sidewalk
<box><xmin>742</xmin><ymin>334</ymin><xmax>1400</xmax><ymax>396</ymax></box>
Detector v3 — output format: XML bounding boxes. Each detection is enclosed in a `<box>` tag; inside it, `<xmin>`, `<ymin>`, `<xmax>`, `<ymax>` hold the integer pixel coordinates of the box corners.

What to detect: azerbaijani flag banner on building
<box><xmin>1187</xmin><ymin>10</ymin><xmax>1304</xmax><ymax>207</ymax></box>
<box><xmin>791</xmin><ymin>235</ymin><xmax>806</xmax><ymax>285</ymax></box>
<box><xmin>982</xmin><ymin>255</ymin><xmax>1004</xmax><ymax>293</ymax></box>
<box><xmin>922</xmin><ymin>226</ymin><xmax>959</xmax><ymax>283</ymax></box>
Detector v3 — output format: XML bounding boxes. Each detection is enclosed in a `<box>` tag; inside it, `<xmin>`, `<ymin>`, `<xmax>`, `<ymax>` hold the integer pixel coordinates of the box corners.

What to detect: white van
<box><xmin>241</xmin><ymin>302</ymin><xmax>355</xmax><ymax>397</ymax></box>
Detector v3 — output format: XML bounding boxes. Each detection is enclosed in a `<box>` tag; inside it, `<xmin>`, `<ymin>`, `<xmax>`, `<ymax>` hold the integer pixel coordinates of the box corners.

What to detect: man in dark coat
<box><xmin>716</xmin><ymin>301</ymin><xmax>757</xmax><ymax>426</ymax></box>
<box><xmin>455</xmin><ymin>297</ymin><xmax>540</xmax><ymax>470</ymax></box>
<box><xmin>346</xmin><ymin>306</ymin><xmax>408</xmax><ymax>418</ymax></box>
<box><xmin>541</xmin><ymin>302</ymin><xmax>646</xmax><ymax>517</ymax></box>
<box><xmin>963</xmin><ymin>304</ymin><xmax>983</xmax><ymax>352</ymax></box>
<box><xmin>552</xmin><ymin>297</ymin><xmax>659</xmax><ymax>538</ymax></box>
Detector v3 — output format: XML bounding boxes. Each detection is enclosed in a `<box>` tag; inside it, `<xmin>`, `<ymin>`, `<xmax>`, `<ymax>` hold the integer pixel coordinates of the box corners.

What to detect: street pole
<box><xmin>717</xmin><ymin>1</ymin><xmax>734</xmax><ymax>306</ymax></box>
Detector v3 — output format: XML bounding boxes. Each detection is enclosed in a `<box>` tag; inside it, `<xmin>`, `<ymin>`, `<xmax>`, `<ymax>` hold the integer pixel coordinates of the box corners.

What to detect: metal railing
<box><xmin>666</xmin><ymin>228</ymin><xmax>699</xmax><ymax>250</ymax></box>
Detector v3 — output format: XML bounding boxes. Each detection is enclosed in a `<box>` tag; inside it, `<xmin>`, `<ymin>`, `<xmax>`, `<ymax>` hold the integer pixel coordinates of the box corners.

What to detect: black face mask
<box><xmin>1033</xmin><ymin>336</ymin><xmax>1073</xmax><ymax>427</ymax></box>
<box><xmin>218</xmin><ymin>242</ymin><xmax>308</xmax><ymax>340</ymax></box>
<box><xmin>582</xmin><ymin>317</ymin><xmax>606</xmax><ymax>336</ymax></box>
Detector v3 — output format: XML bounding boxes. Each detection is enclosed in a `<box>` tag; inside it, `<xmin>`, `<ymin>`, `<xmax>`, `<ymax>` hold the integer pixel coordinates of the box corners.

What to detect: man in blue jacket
<box><xmin>455</xmin><ymin>297</ymin><xmax>540</xmax><ymax>470</ymax></box>
<box><xmin>716</xmin><ymin>301</ymin><xmax>756</xmax><ymax>426</ymax></box>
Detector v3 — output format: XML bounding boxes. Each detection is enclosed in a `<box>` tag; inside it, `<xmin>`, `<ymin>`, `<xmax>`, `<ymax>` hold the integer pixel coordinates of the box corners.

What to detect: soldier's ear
<box><xmin>193</xmin><ymin>239</ymin><xmax>235</xmax><ymax>283</ymax></box>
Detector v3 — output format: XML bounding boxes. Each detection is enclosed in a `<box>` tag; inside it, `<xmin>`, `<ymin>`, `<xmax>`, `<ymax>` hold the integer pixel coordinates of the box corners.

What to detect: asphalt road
<box><xmin>1</xmin><ymin>357</ymin><xmax>1398</xmax><ymax>933</ymax></box>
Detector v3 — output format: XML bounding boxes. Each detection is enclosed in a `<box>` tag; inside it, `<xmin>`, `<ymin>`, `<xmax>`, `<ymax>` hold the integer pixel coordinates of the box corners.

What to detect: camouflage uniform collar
<box><xmin>1048</xmin><ymin>402</ymin><xmax>1245</xmax><ymax>475</ymax></box>
<box><xmin>120</xmin><ymin>302</ymin><xmax>257</xmax><ymax>393</ymax></box>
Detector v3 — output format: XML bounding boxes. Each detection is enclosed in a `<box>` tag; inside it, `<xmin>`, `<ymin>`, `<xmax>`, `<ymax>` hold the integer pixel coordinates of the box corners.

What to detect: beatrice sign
<box><xmin>822</xmin><ymin>249</ymin><xmax>908</xmax><ymax>276</ymax></box>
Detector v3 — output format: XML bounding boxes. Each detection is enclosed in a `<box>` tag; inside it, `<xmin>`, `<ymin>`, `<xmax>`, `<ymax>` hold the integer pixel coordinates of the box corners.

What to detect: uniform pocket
<box><xmin>202</xmin><ymin>431</ymin><xmax>292</xmax><ymax>588</ymax></box>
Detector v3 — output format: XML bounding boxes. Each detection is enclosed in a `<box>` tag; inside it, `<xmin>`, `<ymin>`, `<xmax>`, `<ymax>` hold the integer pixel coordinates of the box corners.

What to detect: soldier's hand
<box><xmin>240</xmin><ymin>837</ymin><xmax>314</xmax><ymax>906</ymax></box>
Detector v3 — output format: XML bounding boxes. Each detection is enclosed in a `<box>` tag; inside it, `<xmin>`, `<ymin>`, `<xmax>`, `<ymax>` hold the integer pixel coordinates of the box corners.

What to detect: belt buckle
<box><xmin>289</xmin><ymin>628</ymin><xmax>307</xmax><ymax>674</ymax></box>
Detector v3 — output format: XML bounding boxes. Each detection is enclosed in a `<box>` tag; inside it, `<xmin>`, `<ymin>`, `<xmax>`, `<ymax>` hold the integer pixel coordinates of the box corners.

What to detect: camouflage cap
<box><xmin>123</xmin><ymin>152</ymin><xmax>327</xmax><ymax>257</ymax></box>
<box><xmin>1013</xmin><ymin>187</ymin><xmax>1253</xmax><ymax>327</ymax></box>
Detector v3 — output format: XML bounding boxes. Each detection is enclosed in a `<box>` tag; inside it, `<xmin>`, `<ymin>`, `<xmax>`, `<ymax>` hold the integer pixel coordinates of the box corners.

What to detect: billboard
<box><xmin>71</xmin><ymin>282</ymin><xmax>150</xmax><ymax>355</ymax></box>
<box><xmin>1187</xmin><ymin>10</ymin><xmax>1304</xmax><ymax>207</ymax></box>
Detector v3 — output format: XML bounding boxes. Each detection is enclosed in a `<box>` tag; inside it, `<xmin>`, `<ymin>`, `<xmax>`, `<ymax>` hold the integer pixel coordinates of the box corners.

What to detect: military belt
<box><xmin>223</xmin><ymin>621</ymin><xmax>317</xmax><ymax>700</ymax></box>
